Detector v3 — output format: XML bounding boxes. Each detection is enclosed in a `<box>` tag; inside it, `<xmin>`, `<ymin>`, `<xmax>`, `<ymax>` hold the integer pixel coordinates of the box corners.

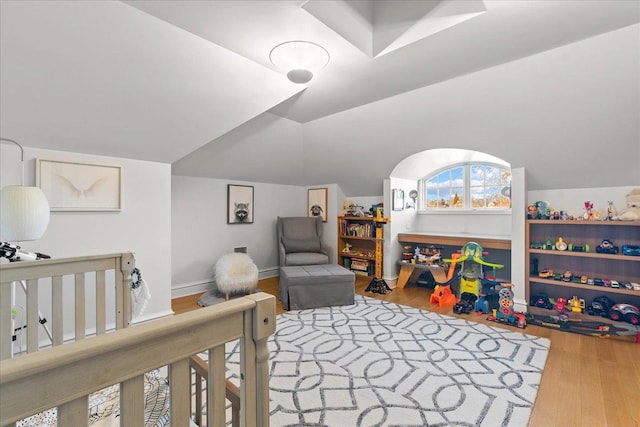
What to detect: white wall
<box><xmin>527</xmin><ymin>186</ymin><xmax>639</xmax><ymax>220</ymax></box>
<box><xmin>171</xmin><ymin>176</ymin><xmax>341</xmax><ymax>297</ymax></box>
<box><xmin>1</xmin><ymin>145</ymin><xmax>173</xmax><ymax>323</ymax></box>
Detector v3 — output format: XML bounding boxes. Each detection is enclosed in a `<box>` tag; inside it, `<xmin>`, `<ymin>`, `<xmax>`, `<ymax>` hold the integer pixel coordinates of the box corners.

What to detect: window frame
<box><xmin>418</xmin><ymin>162</ymin><xmax>512</xmax><ymax>213</ymax></box>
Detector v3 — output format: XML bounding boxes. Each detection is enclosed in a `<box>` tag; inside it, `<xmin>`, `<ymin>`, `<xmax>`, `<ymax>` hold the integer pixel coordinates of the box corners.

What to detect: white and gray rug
<box><xmin>225</xmin><ymin>295</ymin><xmax>550</xmax><ymax>427</ymax></box>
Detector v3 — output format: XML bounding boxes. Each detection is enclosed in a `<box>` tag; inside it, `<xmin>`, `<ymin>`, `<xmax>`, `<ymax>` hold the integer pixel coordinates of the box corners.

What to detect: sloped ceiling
<box><xmin>1</xmin><ymin>1</ymin><xmax>639</xmax><ymax>196</ymax></box>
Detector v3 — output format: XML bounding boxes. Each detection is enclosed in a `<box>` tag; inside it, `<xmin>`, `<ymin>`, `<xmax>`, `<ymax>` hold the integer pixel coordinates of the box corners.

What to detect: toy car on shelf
<box><xmin>586</xmin><ymin>296</ymin><xmax>615</xmax><ymax>317</ymax></box>
<box><xmin>561</xmin><ymin>271</ymin><xmax>572</xmax><ymax>282</ymax></box>
<box><xmin>530</xmin><ymin>241</ymin><xmax>544</xmax><ymax>250</ymax></box>
<box><xmin>530</xmin><ymin>294</ymin><xmax>554</xmax><ymax>310</ymax></box>
<box><xmin>595</xmin><ymin>239</ymin><xmax>618</xmax><ymax>254</ymax></box>
<box><xmin>608</xmin><ymin>303</ymin><xmax>640</xmax><ymax>325</ymax></box>
<box><xmin>622</xmin><ymin>244</ymin><xmax>640</xmax><ymax>256</ymax></box>
<box><xmin>538</xmin><ymin>269</ymin><xmax>554</xmax><ymax>278</ymax></box>
<box><xmin>568</xmin><ymin>243</ymin><xmax>590</xmax><ymax>252</ymax></box>
<box><xmin>567</xmin><ymin>296</ymin><xmax>585</xmax><ymax>313</ymax></box>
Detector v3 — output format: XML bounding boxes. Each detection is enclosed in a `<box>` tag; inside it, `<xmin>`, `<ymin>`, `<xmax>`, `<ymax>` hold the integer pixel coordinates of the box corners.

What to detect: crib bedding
<box><xmin>17</xmin><ymin>370</ymin><xmax>170</xmax><ymax>427</ymax></box>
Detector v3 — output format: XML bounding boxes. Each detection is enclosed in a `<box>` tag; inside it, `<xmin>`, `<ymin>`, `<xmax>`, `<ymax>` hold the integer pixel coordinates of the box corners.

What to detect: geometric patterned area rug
<box><xmin>225</xmin><ymin>295</ymin><xmax>550</xmax><ymax>427</ymax></box>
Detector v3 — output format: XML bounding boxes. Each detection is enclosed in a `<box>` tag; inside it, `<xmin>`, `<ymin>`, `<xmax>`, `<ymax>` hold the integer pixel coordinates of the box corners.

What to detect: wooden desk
<box><xmin>396</xmin><ymin>232</ymin><xmax>511</xmax><ymax>288</ymax></box>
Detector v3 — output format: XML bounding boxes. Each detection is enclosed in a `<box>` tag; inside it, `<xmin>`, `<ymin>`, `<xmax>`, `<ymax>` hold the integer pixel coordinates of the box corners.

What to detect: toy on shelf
<box><xmin>567</xmin><ymin>296</ymin><xmax>586</xmax><ymax>313</ymax></box>
<box><xmin>609</xmin><ymin>303</ymin><xmax>640</xmax><ymax>325</ymax></box>
<box><xmin>596</xmin><ymin>239</ymin><xmax>618</xmax><ymax>254</ymax></box>
<box><xmin>586</xmin><ymin>296</ymin><xmax>615</xmax><ymax>317</ymax></box>
<box><xmin>612</xmin><ymin>188</ymin><xmax>640</xmax><ymax>221</ymax></box>
<box><xmin>606</xmin><ymin>201</ymin><xmax>617</xmax><ymax>220</ymax></box>
<box><xmin>555</xmin><ymin>297</ymin><xmax>567</xmax><ymax>313</ymax></box>
<box><xmin>583</xmin><ymin>201</ymin><xmax>595</xmax><ymax>220</ymax></box>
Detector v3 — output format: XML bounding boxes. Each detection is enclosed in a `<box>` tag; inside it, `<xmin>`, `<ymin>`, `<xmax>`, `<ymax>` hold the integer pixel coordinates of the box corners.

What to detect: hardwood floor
<box><xmin>172</xmin><ymin>276</ymin><xmax>640</xmax><ymax>427</ymax></box>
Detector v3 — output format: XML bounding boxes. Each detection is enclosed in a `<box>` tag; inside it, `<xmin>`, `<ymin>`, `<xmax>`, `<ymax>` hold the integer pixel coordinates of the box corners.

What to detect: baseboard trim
<box><xmin>172</xmin><ymin>267</ymin><xmax>280</xmax><ymax>299</ymax></box>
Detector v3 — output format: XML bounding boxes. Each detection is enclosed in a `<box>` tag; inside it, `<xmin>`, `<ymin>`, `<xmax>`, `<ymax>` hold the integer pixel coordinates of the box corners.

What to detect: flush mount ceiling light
<box><xmin>269</xmin><ymin>41</ymin><xmax>330</xmax><ymax>84</ymax></box>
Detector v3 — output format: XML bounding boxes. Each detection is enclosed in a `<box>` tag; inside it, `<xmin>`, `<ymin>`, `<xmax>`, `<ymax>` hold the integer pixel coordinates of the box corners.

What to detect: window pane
<box><xmin>420</xmin><ymin>163</ymin><xmax>509</xmax><ymax>210</ymax></box>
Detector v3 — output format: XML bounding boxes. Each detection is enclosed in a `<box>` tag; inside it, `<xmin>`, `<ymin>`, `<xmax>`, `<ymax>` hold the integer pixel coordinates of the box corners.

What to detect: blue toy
<box><xmin>475</xmin><ymin>294</ymin><xmax>489</xmax><ymax>314</ymax></box>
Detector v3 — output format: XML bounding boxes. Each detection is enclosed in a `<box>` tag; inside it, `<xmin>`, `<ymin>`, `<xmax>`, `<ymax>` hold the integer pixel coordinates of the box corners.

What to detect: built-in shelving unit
<box><xmin>525</xmin><ymin>220</ymin><xmax>640</xmax><ymax>336</ymax></box>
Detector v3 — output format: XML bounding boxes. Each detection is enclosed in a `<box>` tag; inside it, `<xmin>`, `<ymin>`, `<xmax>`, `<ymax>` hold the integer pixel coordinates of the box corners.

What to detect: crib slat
<box><xmin>0</xmin><ymin>281</ymin><xmax>12</xmax><ymax>360</ymax></box>
<box><xmin>52</xmin><ymin>276</ymin><xmax>63</xmax><ymax>346</ymax></box>
<box><xmin>58</xmin><ymin>395</ymin><xmax>88</xmax><ymax>425</ymax></box>
<box><xmin>120</xmin><ymin>374</ymin><xmax>145</xmax><ymax>426</ymax></box>
<box><xmin>75</xmin><ymin>273</ymin><xmax>85</xmax><ymax>340</ymax></box>
<box><xmin>209</xmin><ymin>346</ymin><xmax>226</xmax><ymax>427</ymax></box>
<box><xmin>170</xmin><ymin>358</ymin><xmax>191</xmax><ymax>427</ymax></box>
<box><xmin>241</xmin><ymin>310</ymin><xmax>257</xmax><ymax>427</ymax></box>
<box><xmin>26</xmin><ymin>279</ymin><xmax>38</xmax><ymax>353</ymax></box>
<box><xmin>96</xmin><ymin>270</ymin><xmax>106</xmax><ymax>335</ymax></box>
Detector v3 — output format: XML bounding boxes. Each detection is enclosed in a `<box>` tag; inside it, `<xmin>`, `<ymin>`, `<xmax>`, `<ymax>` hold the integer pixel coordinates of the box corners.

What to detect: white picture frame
<box><xmin>36</xmin><ymin>159</ymin><xmax>122</xmax><ymax>211</ymax></box>
<box><xmin>308</xmin><ymin>187</ymin><xmax>328</xmax><ymax>222</ymax></box>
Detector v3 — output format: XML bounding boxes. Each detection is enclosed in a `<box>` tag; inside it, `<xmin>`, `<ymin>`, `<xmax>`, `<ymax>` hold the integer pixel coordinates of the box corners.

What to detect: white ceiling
<box><xmin>1</xmin><ymin>0</ymin><xmax>639</xmax><ymax>194</ymax></box>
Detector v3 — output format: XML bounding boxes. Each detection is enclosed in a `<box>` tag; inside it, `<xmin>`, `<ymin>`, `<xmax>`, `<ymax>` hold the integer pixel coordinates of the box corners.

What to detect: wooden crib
<box><xmin>0</xmin><ymin>252</ymin><xmax>275</xmax><ymax>427</ymax></box>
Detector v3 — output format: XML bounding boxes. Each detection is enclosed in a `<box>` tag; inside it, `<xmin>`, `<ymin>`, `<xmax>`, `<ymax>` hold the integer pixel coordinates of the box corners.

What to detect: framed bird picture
<box><xmin>308</xmin><ymin>187</ymin><xmax>328</xmax><ymax>222</ymax></box>
<box><xmin>36</xmin><ymin>159</ymin><xmax>122</xmax><ymax>211</ymax></box>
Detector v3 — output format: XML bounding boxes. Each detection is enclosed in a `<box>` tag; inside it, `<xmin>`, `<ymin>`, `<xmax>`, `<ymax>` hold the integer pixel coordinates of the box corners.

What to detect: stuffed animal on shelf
<box><xmin>613</xmin><ymin>188</ymin><xmax>640</xmax><ymax>221</ymax></box>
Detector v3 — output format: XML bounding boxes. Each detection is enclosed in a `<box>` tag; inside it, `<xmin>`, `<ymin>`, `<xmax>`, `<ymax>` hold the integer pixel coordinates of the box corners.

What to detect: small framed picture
<box><xmin>392</xmin><ymin>189</ymin><xmax>404</xmax><ymax>211</ymax></box>
<box><xmin>227</xmin><ymin>184</ymin><xmax>254</xmax><ymax>224</ymax></box>
<box><xmin>308</xmin><ymin>188</ymin><xmax>328</xmax><ymax>222</ymax></box>
<box><xmin>36</xmin><ymin>159</ymin><xmax>122</xmax><ymax>211</ymax></box>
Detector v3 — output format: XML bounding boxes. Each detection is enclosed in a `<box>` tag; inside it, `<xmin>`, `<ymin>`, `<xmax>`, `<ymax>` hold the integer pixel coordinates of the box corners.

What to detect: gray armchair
<box><xmin>277</xmin><ymin>216</ymin><xmax>331</xmax><ymax>267</ymax></box>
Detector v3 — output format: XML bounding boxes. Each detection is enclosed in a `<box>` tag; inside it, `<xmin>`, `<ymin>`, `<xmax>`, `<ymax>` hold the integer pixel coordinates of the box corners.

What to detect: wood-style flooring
<box><xmin>172</xmin><ymin>276</ymin><xmax>640</xmax><ymax>427</ymax></box>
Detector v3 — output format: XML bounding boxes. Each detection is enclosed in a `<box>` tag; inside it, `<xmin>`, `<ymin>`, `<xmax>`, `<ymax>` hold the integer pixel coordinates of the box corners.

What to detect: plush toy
<box><xmin>340</xmin><ymin>199</ymin><xmax>353</xmax><ymax>216</ymax></box>
<box><xmin>613</xmin><ymin>188</ymin><xmax>640</xmax><ymax>221</ymax></box>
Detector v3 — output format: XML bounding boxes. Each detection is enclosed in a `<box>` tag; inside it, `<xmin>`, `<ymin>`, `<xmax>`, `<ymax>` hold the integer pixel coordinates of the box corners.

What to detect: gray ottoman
<box><xmin>279</xmin><ymin>264</ymin><xmax>355</xmax><ymax>310</ymax></box>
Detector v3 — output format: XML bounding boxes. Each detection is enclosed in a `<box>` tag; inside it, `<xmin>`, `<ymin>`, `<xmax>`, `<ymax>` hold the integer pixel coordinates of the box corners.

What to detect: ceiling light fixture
<box><xmin>269</xmin><ymin>41</ymin><xmax>330</xmax><ymax>84</ymax></box>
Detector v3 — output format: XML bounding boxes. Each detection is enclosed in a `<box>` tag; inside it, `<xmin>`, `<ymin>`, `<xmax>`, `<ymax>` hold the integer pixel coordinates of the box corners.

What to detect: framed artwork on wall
<box><xmin>392</xmin><ymin>189</ymin><xmax>404</xmax><ymax>211</ymax></box>
<box><xmin>36</xmin><ymin>159</ymin><xmax>122</xmax><ymax>211</ymax></box>
<box><xmin>227</xmin><ymin>184</ymin><xmax>254</xmax><ymax>224</ymax></box>
<box><xmin>308</xmin><ymin>187</ymin><xmax>328</xmax><ymax>222</ymax></box>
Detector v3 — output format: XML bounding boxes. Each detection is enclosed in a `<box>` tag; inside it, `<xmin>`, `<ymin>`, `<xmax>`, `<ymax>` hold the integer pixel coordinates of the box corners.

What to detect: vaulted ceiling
<box><xmin>1</xmin><ymin>1</ymin><xmax>638</xmax><ymax>196</ymax></box>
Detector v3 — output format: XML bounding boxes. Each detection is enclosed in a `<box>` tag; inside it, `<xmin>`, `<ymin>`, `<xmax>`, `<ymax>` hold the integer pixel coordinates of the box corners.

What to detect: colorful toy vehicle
<box><xmin>580</xmin><ymin>275</ymin><xmax>588</xmax><ymax>284</ymax></box>
<box><xmin>561</xmin><ymin>271</ymin><xmax>573</xmax><ymax>282</ymax></box>
<box><xmin>530</xmin><ymin>294</ymin><xmax>553</xmax><ymax>310</ymax></box>
<box><xmin>608</xmin><ymin>303</ymin><xmax>640</xmax><ymax>325</ymax></box>
<box><xmin>530</xmin><ymin>241</ymin><xmax>544</xmax><ymax>250</ymax></box>
<box><xmin>596</xmin><ymin>239</ymin><xmax>618</xmax><ymax>254</ymax></box>
<box><xmin>568</xmin><ymin>242</ymin><xmax>589</xmax><ymax>252</ymax></box>
<box><xmin>538</xmin><ymin>269</ymin><xmax>554</xmax><ymax>278</ymax></box>
<box><xmin>586</xmin><ymin>296</ymin><xmax>615</xmax><ymax>317</ymax></box>
<box><xmin>453</xmin><ymin>292</ymin><xmax>477</xmax><ymax>314</ymax></box>
<box><xmin>555</xmin><ymin>297</ymin><xmax>567</xmax><ymax>313</ymax></box>
<box><xmin>567</xmin><ymin>296</ymin><xmax>586</xmax><ymax>313</ymax></box>
<box><xmin>622</xmin><ymin>244</ymin><xmax>640</xmax><ymax>256</ymax></box>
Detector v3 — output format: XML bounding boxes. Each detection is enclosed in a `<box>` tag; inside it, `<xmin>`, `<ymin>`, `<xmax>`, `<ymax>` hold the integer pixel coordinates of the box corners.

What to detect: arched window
<box><xmin>420</xmin><ymin>162</ymin><xmax>511</xmax><ymax>210</ymax></box>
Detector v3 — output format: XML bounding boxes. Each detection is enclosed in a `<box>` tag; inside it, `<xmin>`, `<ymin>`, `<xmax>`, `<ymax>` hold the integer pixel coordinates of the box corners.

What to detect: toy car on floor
<box><xmin>453</xmin><ymin>292</ymin><xmax>477</xmax><ymax>314</ymax></box>
<box><xmin>608</xmin><ymin>303</ymin><xmax>640</xmax><ymax>325</ymax></box>
<box><xmin>595</xmin><ymin>239</ymin><xmax>618</xmax><ymax>254</ymax></box>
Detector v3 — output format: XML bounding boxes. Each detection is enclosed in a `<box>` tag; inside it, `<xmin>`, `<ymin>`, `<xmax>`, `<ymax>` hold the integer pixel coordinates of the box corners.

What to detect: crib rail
<box><xmin>0</xmin><ymin>252</ymin><xmax>135</xmax><ymax>360</ymax></box>
<box><xmin>0</xmin><ymin>292</ymin><xmax>276</xmax><ymax>427</ymax></box>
